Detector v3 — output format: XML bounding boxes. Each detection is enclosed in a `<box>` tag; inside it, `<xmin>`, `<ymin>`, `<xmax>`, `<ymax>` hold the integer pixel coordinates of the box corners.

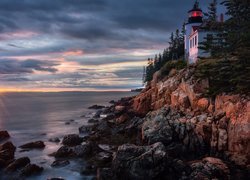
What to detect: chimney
<box><xmin>220</xmin><ymin>13</ymin><xmax>224</xmax><ymax>23</ymax></box>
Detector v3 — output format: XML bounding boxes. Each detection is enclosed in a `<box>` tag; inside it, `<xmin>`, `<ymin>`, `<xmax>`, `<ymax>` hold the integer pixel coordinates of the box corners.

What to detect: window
<box><xmin>195</xmin><ymin>36</ymin><xmax>197</xmax><ymax>46</ymax></box>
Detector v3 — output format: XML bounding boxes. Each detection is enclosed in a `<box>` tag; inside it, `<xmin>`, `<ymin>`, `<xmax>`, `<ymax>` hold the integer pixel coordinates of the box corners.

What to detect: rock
<box><xmin>116</xmin><ymin>113</ymin><xmax>130</xmax><ymax>124</ymax></box>
<box><xmin>81</xmin><ymin>165</ymin><xmax>96</xmax><ymax>176</ymax></box>
<box><xmin>5</xmin><ymin>157</ymin><xmax>30</xmax><ymax>172</ymax></box>
<box><xmin>189</xmin><ymin>157</ymin><xmax>230</xmax><ymax>180</ymax></box>
<box><xmin>47</xmin><ymin>178</ymin><xmax>65</xmax><ymax>180</ymax></box>
<box><xmin>88</xmin><ymin>119</ymin><xmax>99</xmax><ymax>123</ymax></box>
<box><xmin>79</xmin><ymin>125</ymin><xmax>94</xmax><ymax>134</ymax></box>
<box><xmin>109</xmin><ymin>100</ymin><xmax>115</xmax><ymax>104</ymax></box>
<box><xmin>197</xmin><ymin>98</ymin><xmax>209</xmax><ymax>111</ymax></box>
<box><xmin>115</xmin><ymin>105</ymin><xmax>126</xmax><ymax>112</ymax></box>
<box><xmin>51</xmin><ymin>160</ymin><xmax>70</xmax><ymax>168</ymax></box>
<box><xmin>112</xmin><ymin>142</ymin><xmax>167</xmax><ymax>179</ymax></box>
<box><xmin>20</xmin><ymin>164</ymin><xmax>43</xmax><ymax>176</ymax></box>
<box><xmin>93</xmin><ymin>110</ymin><xmax>103</xmax><ymax>118</ymax></box>
<box><xmin>95</xmin><ymin>152</ymin><xmax>112</xmax><ymax>163</ymax></box>
<box><xmin>97</xmin><ymin>168</ymin><xmax>114</xmax><ymax>180</ymax></box>
<box><xmin>215</xmin><ymin>94</ymin><xmax>250</xmax><ymax>158</ymax></box>
<box><xmin>0</xmin><ymin>131</ymin><xmax>10</xmax><ymax>141</ymax></box>
<box><xmin>19</xmin><ymin>141</ymin><xmax>45</xmax><ymax>149</ymax></box>
<box><xmin>98</xmin><ymin>144</ymin><xmax>115</xmax><ymax>153</ymax></box>
<box><xmin>142</xmin><ymin>108</ymin><xmax>174</xmax><ymax>145</ymax></box>
<box><xmin>53</xmin><ymin>146</ymin><xmax>73</xmax><ymax>158</ymax></box>
<box><xmin>72</xmin><ymin>143</ymin><xmax>92</xmax><ymax>157</ymax></box>
<box><xmin>88</xmin><ymin>105</ymin><xmax>105</xmax><ymax>109</ymax></box>
<box><xmin>49</xmin><ymin>137</ymin><xmax>60</xmax><ymax>143</ymax></box>
<box><xmin>62</xmin><ymin>134</ymin><xmax>83</xmax><ymax>146</ymax></box>
<box><xmin>218</xmin><ymin>128</ymin><xmax>228</xmax><ymax>151</ymax></box>
<box><xmin>0</xmin><ymin>141</ymin><xmax>16</xmax><ymax>160</ymax></box>
<box><xmin>171</xmin><ymin>89</ymin><xmax>190</xmax><ymax>109</ymax></box>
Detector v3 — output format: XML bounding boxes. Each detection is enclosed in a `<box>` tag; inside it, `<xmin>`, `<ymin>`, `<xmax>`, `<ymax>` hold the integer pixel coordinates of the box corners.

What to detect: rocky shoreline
<box><xmin>0</xmin><ymin>67</ymin><xmax>249</xmax><ymax>180</ymax></box>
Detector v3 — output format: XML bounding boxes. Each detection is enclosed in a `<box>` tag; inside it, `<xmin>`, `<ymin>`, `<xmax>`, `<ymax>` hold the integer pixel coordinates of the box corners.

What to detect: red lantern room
<box><xmin>188</xmin><ymin>1</ymin><xmax>203</xmax><ymax>24</ymax></box>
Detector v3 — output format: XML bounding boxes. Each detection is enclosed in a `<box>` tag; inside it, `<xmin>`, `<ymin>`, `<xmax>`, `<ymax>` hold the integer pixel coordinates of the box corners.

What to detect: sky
<box><xmin>0</xmin><ymin>0</ymin><xmax>223</xmax><ymax>92</ymax></box>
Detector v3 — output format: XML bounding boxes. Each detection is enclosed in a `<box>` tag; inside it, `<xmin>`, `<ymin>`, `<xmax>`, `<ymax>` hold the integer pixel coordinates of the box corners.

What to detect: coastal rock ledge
<box><xmin>90</xmin><ymin>66</ymin><xmax>249</xmax><ymax>180</ymax></box>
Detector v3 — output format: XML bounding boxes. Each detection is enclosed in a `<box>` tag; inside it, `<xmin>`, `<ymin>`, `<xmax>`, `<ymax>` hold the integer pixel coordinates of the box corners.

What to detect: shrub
<box><xmin>160</xmin><ymin>60</ymin><xmax>187</xmax><ymax>77</ymax></box>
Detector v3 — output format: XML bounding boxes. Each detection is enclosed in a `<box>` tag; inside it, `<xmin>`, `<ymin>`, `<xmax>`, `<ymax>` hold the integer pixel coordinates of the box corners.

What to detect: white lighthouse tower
<box><xmin>185</xmin><ymin>1</ymin><xmax>206</xmax><ymax>64</ymax></box>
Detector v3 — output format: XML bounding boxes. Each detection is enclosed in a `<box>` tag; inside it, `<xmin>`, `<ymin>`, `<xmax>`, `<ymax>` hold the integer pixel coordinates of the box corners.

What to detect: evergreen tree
<box><xmin>222</xmin><ymin>0</ymin><xmax>250</xmax><ymax>61</ymax></box>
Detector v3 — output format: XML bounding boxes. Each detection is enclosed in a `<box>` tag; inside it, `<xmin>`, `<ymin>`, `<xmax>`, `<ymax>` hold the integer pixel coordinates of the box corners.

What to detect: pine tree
<box><xmin>222</xmin><ymin>0</ymin><xmax>250</xmax><ymax>61</ymax></box>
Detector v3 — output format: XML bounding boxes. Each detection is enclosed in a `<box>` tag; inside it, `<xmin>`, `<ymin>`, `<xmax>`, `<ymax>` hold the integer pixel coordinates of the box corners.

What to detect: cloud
<box><xmin>0</xmin><ymin>0</ymin><xmax>226</xmax><ymax>91</ymax></box>
<box><xmin>0</xmin><ymin>59</ymin><xmax>59</xmax><ymax>74</ymax></box>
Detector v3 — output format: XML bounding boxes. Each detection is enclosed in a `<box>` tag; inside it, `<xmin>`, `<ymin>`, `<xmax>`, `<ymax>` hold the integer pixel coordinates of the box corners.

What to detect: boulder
<box><xmin>62</xmin><ymin>134</ymin><xmax>83</xmax><ymax>146</ymax></box>
<box><xmin>20</xmin><ymin>164</ymin><xmax>43</xmax><ymax>176</ymax></box>
<box><xmin>79</xmin><ymin>125</ymin><xmax>94</xmax><ymax>134</ymax></box>
<box><xmin>116</xmin><ymin>113</ymin><xmax>130</xmax><ymax>124</ymax></box>
<box><xmin>112</xmin><ymin>142</ymin><xmax>167</xmax><ymax>179</ymax></box>
<box><xmin>53</xmin><ymin>146</ymin><xmax>73</xmax><ymax>158</ymax></box>
<box><xmin>0</xmin><ymin>141</ymin><xmax>16</xmax><ymax>161</ymax></box>
<box><xmin>5</xmin><ymin>157</ymin><xmax>30</xmax><ymax>172</ymax></box>
<box><xmin>189</xmin><ymin>157</ymin><xmax>230</xmax><ymax>180</ymax></box>
<box><xmin>0</xmin><ymin>131</ymin><xmax>10</xmax><ymax>141</ymax></box>
<box><xmin>72</xmin><ymin>143</ymin><xmax>92</xmax><ymax>157</ymax></box>
<box><xmin>51</xmin><ymin>160</ymin><xmax>70</xmax><ymax>168</ymax></box>
<box><xmin>19</xmin><ymin>141</ymin><xmax>45</xmax><ymax>149</ymax></box>
<box><xmin>95</xmin><ymin>152</ymin><xmax>112</xmax><ymax>164</ymax></box>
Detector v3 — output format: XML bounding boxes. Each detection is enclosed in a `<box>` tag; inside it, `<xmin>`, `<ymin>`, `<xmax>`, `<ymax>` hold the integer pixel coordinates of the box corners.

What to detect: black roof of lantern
<box><xmin>187</xmin><ymin>0</ymin><xmax>203</xmax><ymax>24</ymax></box>
<box><xmin>188</xmin><ymin>0</ymin><xmax>202</xmax><ymax>13</ymax></box>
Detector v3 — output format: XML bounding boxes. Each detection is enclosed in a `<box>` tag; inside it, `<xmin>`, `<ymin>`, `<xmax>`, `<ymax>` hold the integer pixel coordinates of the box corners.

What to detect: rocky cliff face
<box><xmin>132</xmin><ymin>66</ymin><xmax>250</xmax><ymax>167</ymax></box>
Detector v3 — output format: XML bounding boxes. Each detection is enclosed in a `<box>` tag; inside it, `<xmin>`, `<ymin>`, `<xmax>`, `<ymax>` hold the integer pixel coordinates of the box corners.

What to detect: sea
<box><xmin>0</xmin><ymin>91</ymin><xmax>137</xmax><ymax>180</ymax></box>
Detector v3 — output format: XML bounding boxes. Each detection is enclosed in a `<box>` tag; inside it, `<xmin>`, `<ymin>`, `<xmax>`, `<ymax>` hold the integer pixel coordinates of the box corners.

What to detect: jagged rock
<box><xmin>72</xmin><ymin>143</ymin><xmax>92</xmax><ymax>157</ymax></box>
<box><xmin>112</xmin><ymin>142</ymin><xmax>167</xmax><ymax>179</ymax></box>
<box><xmin>218</xmin><ymin>128</ymin><xmax>228</xmax><ymax>151</ymax></box>
<box><xmin>62</xmin><ymin>134</ymin><xmax>83</xmax><ymax>146</ymax></box>
<box><xmin>189</xmin><ymin>157</ymin><xmax>230</xmax><ymax>180</ymax></box>
<box><xmin>93</xmin><ymin>110</ymin><xmax>103</xmax><ymax>118</ymax></box>
<box><xmin>19</xmin><ymin>141</ymin><xmax>45</xmax><ymax>149</ymax></box>
<box><xmin>0</xmin><ymin>131</ymin><xmax>10</xmax><ymax>141</ymax></box>
<box><xmin>215</xmin><ymin>94</ymin><xmax>250</xmax><ymax>162</ymax></box>
<box><xmin>197</xmin><ymin>98</ymin><xmax>209</xmax><ymax>111</ymax></box>
<box><xmin>51</xmin><ymin>160</ymin><xmax>70</xmax><ymax>168</ymax></box>
<box><xmin>5</xmin><ymin>157</ymin><xmax>30</xmax><ymax>172</ymax></box>
<box><xmin>79</xmin><ymin>125</ymin><xmax>94</xmax><ymax>134</ymax></box>
<box><xmin>115</xmin><ymin>105</ymin><xmax>126</xmax><ymax>112</ymax></box>
<box><xmin>95</xmin><ymin>152</ymin><xmax>112</xmax><ymax>164</ymax></box>
<box><xmin>116</xmin><ymin>113</ymin><xmax>130</xmax><ymax>124</ymax></box>
<box><xmin>20</xmin><ymin>164</ymin><xmax>43</xmax><ymax>176</ymax></box>
<box><xmin>142</xmin><ymin>108</ymin><xmax>174</xmax><ymax>145</ymax></box>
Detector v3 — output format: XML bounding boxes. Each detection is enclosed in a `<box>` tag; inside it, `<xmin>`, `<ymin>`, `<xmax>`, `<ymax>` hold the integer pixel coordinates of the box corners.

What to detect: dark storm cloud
<box><xmin>0</xmin><ymin>59</ymin><xmax>59</xmax><ymax>74</ymax></box>
<box><xmin>0</xmin><ymin>0</ymin><xmax>214</xmax><ymax>40</ymax></box>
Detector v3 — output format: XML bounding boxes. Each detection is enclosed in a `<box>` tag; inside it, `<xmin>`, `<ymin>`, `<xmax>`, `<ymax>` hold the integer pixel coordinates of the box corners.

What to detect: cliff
<box><xmin>133</xmin><ymin>65</ymin><xmax>250</xmax><ymax>167</ymax></box>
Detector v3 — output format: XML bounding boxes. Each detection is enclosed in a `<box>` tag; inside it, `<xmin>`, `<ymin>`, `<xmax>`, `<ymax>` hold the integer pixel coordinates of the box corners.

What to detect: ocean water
<box><xmin>0</xmin><ymin>91</ymin><xmax>137</xmax><ymax>180</ymax></box>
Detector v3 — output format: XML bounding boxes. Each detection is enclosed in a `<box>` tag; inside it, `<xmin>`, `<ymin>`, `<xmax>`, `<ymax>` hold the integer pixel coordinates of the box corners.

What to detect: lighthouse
<box><xmin>185</xmin><ymin>1</ymin><xmax>210</xmax><ymax>64</ymax></box>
